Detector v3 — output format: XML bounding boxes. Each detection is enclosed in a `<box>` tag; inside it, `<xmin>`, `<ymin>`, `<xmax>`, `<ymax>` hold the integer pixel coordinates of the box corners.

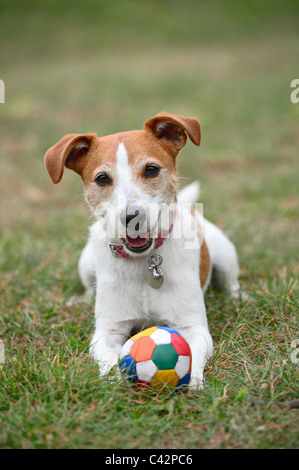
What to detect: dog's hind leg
<box><xmin>203</xmin><ymin>218</ymin><xmax>242</xmax><ymax>299</ymax></box>
<box><xmin>66</xmin><ymin>238</ymin><xmax>96</xmax><ymax>306</ymax></box>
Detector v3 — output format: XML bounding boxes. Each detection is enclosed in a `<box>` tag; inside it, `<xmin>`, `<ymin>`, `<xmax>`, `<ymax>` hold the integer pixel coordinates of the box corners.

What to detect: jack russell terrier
<box><xmin>45</xmin><ymin>112</ymin><xmax>241</xmax><ymax>389</ymax></box>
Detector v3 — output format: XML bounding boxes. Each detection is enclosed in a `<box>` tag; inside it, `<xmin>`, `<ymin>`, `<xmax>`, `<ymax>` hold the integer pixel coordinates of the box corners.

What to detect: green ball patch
<box><xmin>151</xmin><ymin>344</ymin><xmax>178</xmax><ymax>370</ymax></box>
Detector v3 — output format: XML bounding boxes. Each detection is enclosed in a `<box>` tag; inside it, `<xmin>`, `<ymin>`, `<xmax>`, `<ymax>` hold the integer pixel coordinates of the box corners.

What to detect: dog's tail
<box><xmin>178</xmin><ymin>181</ymin><xmax>200</xmax><ymax>204</ymax></box>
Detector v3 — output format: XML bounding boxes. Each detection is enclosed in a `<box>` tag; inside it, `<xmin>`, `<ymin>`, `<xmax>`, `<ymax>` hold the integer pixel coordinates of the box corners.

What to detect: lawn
<box><xmin>0</xmin><ymin>0</ymin><xmax>298</xmax><ymax>449</ymax></box>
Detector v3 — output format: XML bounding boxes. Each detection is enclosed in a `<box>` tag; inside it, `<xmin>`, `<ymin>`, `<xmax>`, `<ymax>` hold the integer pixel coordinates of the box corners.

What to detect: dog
<box><xmin>45</xmin><ymin>112</ymin><xmax>241</xmax><ymax>389</ymax></box>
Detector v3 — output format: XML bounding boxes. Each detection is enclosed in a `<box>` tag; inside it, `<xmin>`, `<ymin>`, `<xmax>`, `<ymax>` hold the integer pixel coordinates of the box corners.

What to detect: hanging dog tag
<box><xmin>147</xmin><ymin>252</ymin><xmax>164</xmax><ymax>289</ymax></box>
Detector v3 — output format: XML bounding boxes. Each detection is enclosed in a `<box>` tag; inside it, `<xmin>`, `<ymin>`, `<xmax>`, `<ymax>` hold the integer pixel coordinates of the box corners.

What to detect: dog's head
<box><xmin>45</xmin><ymin>112</ymin><xmax>201</xmax><ymax>256</ymax></box>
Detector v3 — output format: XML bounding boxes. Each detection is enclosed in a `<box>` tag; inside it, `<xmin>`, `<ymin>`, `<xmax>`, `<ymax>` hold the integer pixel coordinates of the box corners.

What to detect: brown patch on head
<box><xmin>45</xmin><ymin>112</ymin><xmax>201</xmax><ymax>185</ymax></box>
<box><xmin>78</xmin><ymin>130</ymin><xmax>178</xmax><ymax>210</ymax></box>
<box><xmin>44</xmin><ymin>112</ymin><xmax>201</xmax><ymax>210</ymax></box>
<box><xmin>144</xmin><ymin>111</ymin><xmax>201</xmax><ymax>157</ymax></box>
<box><xmin>44</xmin><ymin>133</ymin><xmax>97</xmax><ymax>184</ymax></box>
<box><xmin>120</xmin><ymin>130</ymin><xmax>178</xmax><ymax>202</ymax></box>
<box><xmin>79</xmin><ymin>134</ymin><xmax>121</xmax><ymax>209</ymax></box>
<box><xmin>45</xmin><ymin>132</ymin><xmax>122</xmax><ymax>185</ymax></box>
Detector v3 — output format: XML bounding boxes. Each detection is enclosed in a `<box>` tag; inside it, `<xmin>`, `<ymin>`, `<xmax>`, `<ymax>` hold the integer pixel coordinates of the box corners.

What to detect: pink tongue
<box><xmin>126</xmin><ymin>236</ymin><xmax>148</xmax><ymax>248</ymax></box>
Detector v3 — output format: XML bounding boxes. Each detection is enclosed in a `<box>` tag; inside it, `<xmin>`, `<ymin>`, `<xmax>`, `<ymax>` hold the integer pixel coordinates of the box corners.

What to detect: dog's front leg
<box><xmin>180</xmin><ymin>325</ymin><xmax>213</xmax><ymax>390</ymax></box>
<box><xmin>90</xmin><ymin>322</ymin><xmax>129</xmax><ymax>377</ymax></box>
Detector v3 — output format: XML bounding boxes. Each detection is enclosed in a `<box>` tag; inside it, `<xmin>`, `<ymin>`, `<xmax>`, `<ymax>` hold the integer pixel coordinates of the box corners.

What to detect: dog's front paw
<box><xmin>99</xmin><ymin>364</ymin><xmax>122</xmax><ymax>383</ymax></box>
<box><xmin>189</xmin><ymin>374</ymin><xmax>205</xmax><ymax>390</ymax></box>
<box><xmin>97</xmin><ymin>352</ymin><xmax>120</xmax><ymax>378</ymax></box>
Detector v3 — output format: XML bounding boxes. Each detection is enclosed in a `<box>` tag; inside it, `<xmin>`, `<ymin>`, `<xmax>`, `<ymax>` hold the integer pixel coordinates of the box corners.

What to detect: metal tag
<box><xmin>147</xmin><ymin>252</ymin><xmax>164</xmax><ymax>289</ymax></box>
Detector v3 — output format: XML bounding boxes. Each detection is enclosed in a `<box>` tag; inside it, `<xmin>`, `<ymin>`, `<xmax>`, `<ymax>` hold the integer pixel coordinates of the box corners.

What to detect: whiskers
<box><xmin>177</xmin><ymin>176</ymin><xmax>194</xmax><ymax>189</ymax></box>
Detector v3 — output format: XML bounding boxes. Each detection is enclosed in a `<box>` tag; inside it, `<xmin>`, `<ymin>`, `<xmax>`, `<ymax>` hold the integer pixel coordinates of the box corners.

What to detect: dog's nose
<box><xmin>120</xmin><ymin>205</ymin><xmax>146</xmax><ymax>228</ymax></box>
<box><xmin>125</xmin><ymin>211</ymin><xmax>138</xmax><ymax>226</ymax></box>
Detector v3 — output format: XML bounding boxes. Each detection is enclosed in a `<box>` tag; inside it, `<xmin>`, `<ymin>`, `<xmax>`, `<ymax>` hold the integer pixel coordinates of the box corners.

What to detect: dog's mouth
<box><xmin>123</xmin><ymin>233</ymin><xmax>153</xmax><ymax>253</ymax></box>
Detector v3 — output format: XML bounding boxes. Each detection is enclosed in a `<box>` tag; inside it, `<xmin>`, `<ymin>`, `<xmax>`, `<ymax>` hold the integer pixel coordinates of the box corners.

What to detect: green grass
<box><xmin>0</xmin><ymin>0</ymin><xmax>298</xmax><ymax>449</ymax></box>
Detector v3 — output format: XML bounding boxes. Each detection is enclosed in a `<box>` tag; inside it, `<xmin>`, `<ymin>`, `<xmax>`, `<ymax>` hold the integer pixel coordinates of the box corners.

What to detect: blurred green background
<box><xmin>1</xmin><ymin>0</ymin><xmax>298</xmax><ymax>233</ymax></box>
<box><xmin>0</xmin><ymin>0</ymin><xmax>298</xmax><ymax>292</ymax></box>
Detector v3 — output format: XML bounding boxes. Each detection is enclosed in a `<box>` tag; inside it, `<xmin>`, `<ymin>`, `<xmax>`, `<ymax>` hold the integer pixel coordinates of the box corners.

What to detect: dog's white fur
<box><xmin>45</xmin><ymin>112</ymin><xmax>241</xmax><ymax>389</ymax></box>
<box><xmin>80</xmin><ymin>185</ymin><xmax>239</xmax><ymax>389</ymax></box>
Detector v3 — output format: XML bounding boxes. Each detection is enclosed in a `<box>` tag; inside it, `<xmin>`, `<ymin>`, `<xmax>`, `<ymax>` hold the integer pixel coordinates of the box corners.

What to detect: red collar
<box><xmin>110</xmin><ymin>223</ymin><xmax>174</xmax><ymax>259</ymax></box>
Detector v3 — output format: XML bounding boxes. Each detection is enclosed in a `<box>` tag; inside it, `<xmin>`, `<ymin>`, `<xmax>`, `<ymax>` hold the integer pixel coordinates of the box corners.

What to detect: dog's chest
<box><xmin>97</xmin><ymin>244</ymin><xmax>198</xmax><ymax>324</ymax></box>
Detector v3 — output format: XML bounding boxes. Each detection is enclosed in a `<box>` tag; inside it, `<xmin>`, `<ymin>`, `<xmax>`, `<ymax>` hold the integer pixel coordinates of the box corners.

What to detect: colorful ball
<box><xmin>119</xmin><ymin>326</ymin><xmax>192</xmax><ymax>389</ymax></box>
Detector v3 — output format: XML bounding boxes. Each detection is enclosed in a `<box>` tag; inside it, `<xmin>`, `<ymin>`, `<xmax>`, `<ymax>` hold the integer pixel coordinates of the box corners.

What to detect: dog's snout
<box><xmin>120</xmin><ymin>205</ymin><xmax>146</xmax><ymax>227</ymax></box>
<box><xmin>126</xmin><ymin>211</ymin><xmax>138</xmax><ymax>226</ymax></box>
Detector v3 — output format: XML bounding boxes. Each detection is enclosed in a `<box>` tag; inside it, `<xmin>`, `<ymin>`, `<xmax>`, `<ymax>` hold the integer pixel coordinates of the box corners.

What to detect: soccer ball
<box><xmin>119</xmin><ymin>326</ymin><xmax>192</xmax><ymax>389</ymax></box>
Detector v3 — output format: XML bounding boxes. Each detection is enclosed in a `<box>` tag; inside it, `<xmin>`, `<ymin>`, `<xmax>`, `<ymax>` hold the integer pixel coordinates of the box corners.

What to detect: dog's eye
<box><xmin>95</xmin><ymin>173</ymin><xmax>111</xmax><ymax>186</ymax></box>
<box><xmin>144</xmin><ymin>164</ymin><xmax>160</xmax><ymax>178</ymax></box>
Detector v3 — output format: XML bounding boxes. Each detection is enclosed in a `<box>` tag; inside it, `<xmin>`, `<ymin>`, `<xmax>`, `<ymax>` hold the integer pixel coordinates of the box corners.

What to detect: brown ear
<box><xmin>144</xmin><ymin>112</ymin><xmax>201</xmax><ymax>156</ymax></box>
<box><xmin>44</xmin><ymin>133</ymin><xmax>97</xmax><ymax>184</ymax></box>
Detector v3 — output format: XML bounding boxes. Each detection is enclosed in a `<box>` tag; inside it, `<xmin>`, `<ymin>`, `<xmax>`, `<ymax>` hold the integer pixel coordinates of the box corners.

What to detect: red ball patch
<box><xmin>171</xmin><ymin>333</ymin><xmax>191</xmax><ymax>356</ymax></box>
